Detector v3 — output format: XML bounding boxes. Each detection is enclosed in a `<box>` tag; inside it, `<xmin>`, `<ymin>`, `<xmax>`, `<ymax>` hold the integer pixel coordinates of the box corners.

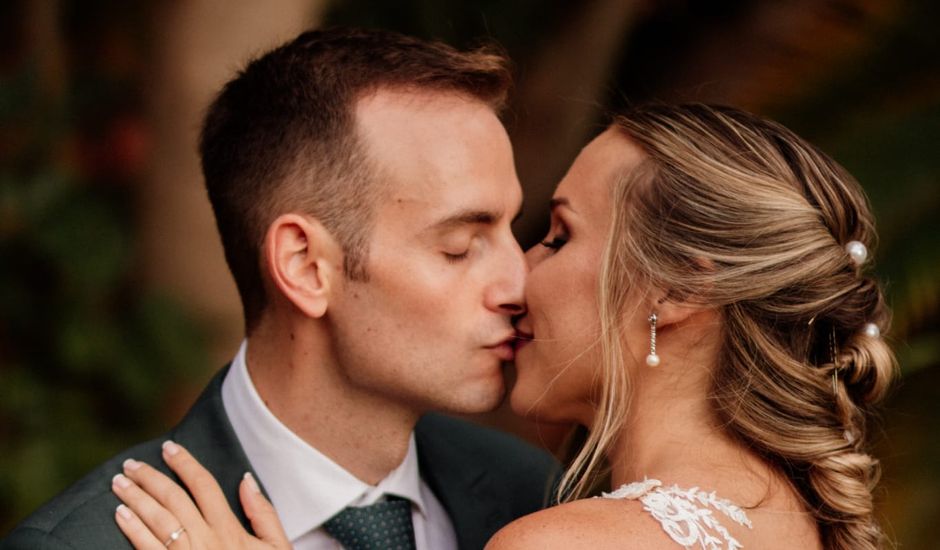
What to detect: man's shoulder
<box><xmin>1</xmin><ymin>436</ymin><xmax>167</xmax><ymax>550</ymax></box>
<box><xmin>415</xmin><ymin>413</ymin><xmax>558</xmax><ymax>478</ymax></box>
<box><xmin>3</xmin><ymin>367</ymin><xmax>235</xmax><ymax>549</ymax></box>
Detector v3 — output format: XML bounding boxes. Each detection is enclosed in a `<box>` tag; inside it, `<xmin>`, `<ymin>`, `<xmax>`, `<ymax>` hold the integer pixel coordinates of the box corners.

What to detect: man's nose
<box><xmin>486</xmin><ymin>239</ymin><xmax>527</xmax><ymax>316</ymax></box>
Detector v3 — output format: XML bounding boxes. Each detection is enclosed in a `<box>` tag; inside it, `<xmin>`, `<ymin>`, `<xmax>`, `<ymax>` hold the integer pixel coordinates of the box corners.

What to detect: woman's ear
<box><xmin>650</xmin><ymin>257</ymin><xmax>716</xmax><ymax>328</ymax></box>
<box><xmin>647</xmin><ymin>290</ymin><xmax>709</xmax><ymax>329</ymax></box>
<box><xmin>263</xmin><ymin>214</ymin><xmax>344</xmax><ymax>319</ymax></box>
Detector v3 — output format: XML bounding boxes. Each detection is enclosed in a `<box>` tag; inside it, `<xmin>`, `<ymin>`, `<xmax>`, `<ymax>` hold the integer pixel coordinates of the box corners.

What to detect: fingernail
<box><xmin>112</xmin><ymin>474</ymin><xmax>131</xmax><ymax>490</ymax></box>
<box><xmin>116</xmin><ymin>504</ymin><xmax>133</xmax><ymax>520</ymax></box>
<box><xmin>243</xmin><ymin>472</ymin><xmax>261</xmax><ymax>494</ymax></box>
<box><xmin>123</xmin><ymin>458</ymin><xmax>141</xmax><ymax>471</ymax></box>
<box><xmin>162</xmin><ymin>440</ymin><xmax>180</xmax><ymax>456</ymax></box>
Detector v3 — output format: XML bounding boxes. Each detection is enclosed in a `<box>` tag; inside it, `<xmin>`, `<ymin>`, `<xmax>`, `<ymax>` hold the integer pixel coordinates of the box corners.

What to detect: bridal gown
<box><xmin>600</xmin><ymin>478</ymin><xmax>752</xmax><ymax>550</ymax></box>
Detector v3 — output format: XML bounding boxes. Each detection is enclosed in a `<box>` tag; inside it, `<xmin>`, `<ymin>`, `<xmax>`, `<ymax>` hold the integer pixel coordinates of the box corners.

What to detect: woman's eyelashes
<box><xmin>540</xmin><ymin>234</ymin><xmax>568</xmax><ymax>251</ymax></box>
<box><xmin>540</xmin><ymin>214</ymin><xmax>570</xmax><ymax>252</ymax></box>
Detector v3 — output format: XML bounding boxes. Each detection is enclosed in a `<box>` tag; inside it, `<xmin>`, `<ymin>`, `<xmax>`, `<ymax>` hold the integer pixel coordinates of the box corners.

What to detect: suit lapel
<box><xmin>415</xmin><ymin>418</ymin><xmax>515</xmax><ymax>550</ymax></box>
<box><xmin>165</xmin><ymin>366</ymin><xmax>260</xmax><ymax>530</ymax></box>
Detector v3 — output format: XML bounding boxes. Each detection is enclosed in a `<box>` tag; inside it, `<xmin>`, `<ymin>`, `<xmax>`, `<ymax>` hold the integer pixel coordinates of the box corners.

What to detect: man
<box><xmin>2</xmin><ymin>27</ymin><xmax>556</xmax><ymax>550</ymax></box>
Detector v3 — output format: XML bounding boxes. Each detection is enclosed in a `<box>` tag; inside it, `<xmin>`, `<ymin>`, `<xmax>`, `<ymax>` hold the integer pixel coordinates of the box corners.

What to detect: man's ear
<box><xmin>264</xmin><ymin>214</ymin><xmax>344</xmax><ymax>319</ymax></box>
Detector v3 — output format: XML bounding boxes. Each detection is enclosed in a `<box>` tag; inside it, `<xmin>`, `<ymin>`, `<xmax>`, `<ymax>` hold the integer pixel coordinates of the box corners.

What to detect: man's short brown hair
<box><xmin>200</xmin><ymin>27</ymin><xmax>512</xmax><ymax>333</ymax></box>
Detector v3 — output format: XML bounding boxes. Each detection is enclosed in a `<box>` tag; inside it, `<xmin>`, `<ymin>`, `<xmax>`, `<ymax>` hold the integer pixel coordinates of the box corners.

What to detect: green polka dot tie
<box><xmin>323</xmin><ymin>496</ymin><xmax>417</xmax><ymax>550</ymax></box>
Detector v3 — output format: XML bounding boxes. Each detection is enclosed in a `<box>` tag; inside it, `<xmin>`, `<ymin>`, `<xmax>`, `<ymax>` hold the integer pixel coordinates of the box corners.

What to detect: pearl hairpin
<box><xmin>845</xmin><ymin>240</ymin><xmax>868</xmax><ymax>266</ymax></box>
<box><xmin>862</xmin><ymin>322</ymin><xmax>880</xmax><ymax>339</ymax></box>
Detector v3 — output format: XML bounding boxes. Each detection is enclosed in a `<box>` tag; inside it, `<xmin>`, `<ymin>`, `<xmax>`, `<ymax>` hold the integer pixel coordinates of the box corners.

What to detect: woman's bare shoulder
<box><xmin>484</xmin><ymin>497</ymin><xmax>677</xmax><ymax>550</ymax></box>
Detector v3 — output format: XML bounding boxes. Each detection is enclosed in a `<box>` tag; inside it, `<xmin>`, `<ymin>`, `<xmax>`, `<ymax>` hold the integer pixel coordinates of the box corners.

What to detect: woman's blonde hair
<box><xmin>558</xmin><ymin>104</ymin><xmax>896</xmax><ymax>550</ymax></box>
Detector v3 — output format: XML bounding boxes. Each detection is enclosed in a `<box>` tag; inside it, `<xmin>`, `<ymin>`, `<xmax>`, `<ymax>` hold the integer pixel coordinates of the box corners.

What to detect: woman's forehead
<box><xmin>554</xmin><ymin>129</ymin><xmax>643</xmax><ymax>207</ymax></box>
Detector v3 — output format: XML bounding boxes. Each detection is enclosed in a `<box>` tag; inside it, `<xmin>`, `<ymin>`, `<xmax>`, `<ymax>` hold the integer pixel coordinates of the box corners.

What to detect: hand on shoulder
<box><xmin>112</xmin><ymin>441</ymin><xmax>289</xmax><ymax>550</ymax></box>
<box><xmin>484</xmin><ymin>497</ymin><xmax>677</xmax><ymax>550</ymax></box>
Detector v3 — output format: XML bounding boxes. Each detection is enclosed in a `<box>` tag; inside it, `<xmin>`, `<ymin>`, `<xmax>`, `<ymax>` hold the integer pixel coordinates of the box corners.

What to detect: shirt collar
<box><xmin>221</xmin><ymin>340</ymin><xmax>426</xmax><ymax>542</ymax></box>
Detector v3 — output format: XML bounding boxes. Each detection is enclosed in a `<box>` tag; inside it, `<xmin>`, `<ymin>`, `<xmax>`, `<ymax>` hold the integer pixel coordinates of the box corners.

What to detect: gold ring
<box><xmin>163</xmin><ymin>526</ymin><xmax>186</xmax><ymax>547</ymax></box>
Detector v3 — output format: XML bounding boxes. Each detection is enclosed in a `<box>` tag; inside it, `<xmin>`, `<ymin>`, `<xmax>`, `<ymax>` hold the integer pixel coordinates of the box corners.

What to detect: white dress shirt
<box><xmin>221</xmin><ymin>341</ymin><xmax>458</xmax><ymax>550</ymax></box>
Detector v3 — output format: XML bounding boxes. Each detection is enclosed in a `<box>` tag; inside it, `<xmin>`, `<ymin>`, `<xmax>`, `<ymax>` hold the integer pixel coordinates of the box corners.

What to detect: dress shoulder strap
<box><xmin>600</xmin><ymin>478</ymin><xmax>753</xmax><ymax>550</ymax></box>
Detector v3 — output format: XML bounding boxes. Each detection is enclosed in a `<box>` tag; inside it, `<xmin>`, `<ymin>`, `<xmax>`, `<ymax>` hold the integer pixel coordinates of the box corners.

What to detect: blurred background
<box><xmin>1</xmin><ymin>0</ymin><xmax>937</xmax><ymax>546</ymax></box>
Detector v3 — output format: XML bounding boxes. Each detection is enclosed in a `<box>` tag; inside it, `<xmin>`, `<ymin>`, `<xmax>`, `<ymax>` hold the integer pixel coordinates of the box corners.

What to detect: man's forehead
<box><xmin>352</xmin><ymin>85</ymin><xmax>520</xmax><ymax>236</ymax></box>
<box><xmin>385</xmin><ymin>185</ymin><xmax>509</xmax><ymax>218</ymax></box>
<box><xmin>354</xmin><ymin>87</ymin><xmax>496</xmax><ymax>141</ymax></box>
<box><xmin>357</xmin><ymin>97</ymin><xmax>501</xmax><ymax>168</ymax></box>
<box><xmin>378</xmin><ymin>179</ymin><xmax>522</xmax><ymax>235</ymax></box>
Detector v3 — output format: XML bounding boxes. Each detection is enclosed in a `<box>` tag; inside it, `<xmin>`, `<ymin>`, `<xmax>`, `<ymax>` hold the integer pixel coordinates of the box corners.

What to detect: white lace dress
<box><xmin>600</xmin><ymin>478</ymin><xmax>753</xmax><ymax>550</ymax></box>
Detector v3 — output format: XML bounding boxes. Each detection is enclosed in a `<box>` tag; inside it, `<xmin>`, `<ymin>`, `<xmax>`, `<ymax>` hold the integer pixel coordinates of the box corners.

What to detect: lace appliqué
<box><xmin>601</xmin><ymin>479</ymin><xmax>753</xmax><ymax>550</ymax></box>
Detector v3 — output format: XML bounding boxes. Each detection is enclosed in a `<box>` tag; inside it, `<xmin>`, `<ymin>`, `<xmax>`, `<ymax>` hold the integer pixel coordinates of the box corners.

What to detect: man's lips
<box><xmin>484</xmin><ymin>333</ymin><xmax>518</xmax><ymax>361</ymax></box>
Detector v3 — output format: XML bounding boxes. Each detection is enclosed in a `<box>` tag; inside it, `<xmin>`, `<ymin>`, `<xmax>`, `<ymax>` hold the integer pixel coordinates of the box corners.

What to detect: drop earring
<box><xmin>646</xmin><ymin>313</ymin><xmax>660</xmax><ymax>367</ymax></box>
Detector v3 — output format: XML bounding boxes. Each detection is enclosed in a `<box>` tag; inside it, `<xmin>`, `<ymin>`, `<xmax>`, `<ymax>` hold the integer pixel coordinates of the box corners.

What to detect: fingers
<box><xmin>115</xmin><ymin>503</ymin><xmax>179</xmax><ymax>550</ymax></box>
<box><xmin>112</xmin><ymin>476</ymin><xmax>190</xmax><ymax>550</ymax></box>
<box><xmin>160</xmin><ymin>441</ymin><xmax>241</xmax><ymax>529</ymax></box>
<box><xmin>120</xmin><ymin>457</ymin><xmax>207</xmax><ymax>534</ymax></box>
<box><xmin>239</xmin><ymin>473</ymin><xmax>290</xmax><ymax>547</ymax></box>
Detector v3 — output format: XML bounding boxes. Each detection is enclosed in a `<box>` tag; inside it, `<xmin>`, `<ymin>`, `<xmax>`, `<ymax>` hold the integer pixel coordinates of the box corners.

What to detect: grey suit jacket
<box><xmin>1</xmin><ymin>367</ymin><xmax>558</xmax><ymax>550</ymax></box>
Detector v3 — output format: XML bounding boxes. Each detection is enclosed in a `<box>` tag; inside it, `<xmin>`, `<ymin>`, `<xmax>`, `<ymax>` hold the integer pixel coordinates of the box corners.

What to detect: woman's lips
<box><xmin>513</xmin><ymin>330</ymin><xmax>534</xmax><ymax>351</ymax></box>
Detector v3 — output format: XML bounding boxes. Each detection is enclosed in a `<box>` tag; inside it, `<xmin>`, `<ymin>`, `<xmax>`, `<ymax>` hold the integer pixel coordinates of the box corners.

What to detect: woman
<box><xmin>111</xmin><ymin>104</ymin><xmax>896</xmax><ymax>549</ymax></box>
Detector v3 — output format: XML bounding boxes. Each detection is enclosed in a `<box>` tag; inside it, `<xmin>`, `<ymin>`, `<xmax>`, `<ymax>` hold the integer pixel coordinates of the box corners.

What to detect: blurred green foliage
<box><xmin>0</xmin><ymin>7</ymin><xmax>209</xmax><ymax>532</ymax></box>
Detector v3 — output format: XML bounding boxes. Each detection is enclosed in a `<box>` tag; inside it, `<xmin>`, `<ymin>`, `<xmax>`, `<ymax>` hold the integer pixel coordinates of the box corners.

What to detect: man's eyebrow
<box><xmin>427</xmin><ymin>209</ymin><xmax>499</xmax><ymax>232</ymax></box>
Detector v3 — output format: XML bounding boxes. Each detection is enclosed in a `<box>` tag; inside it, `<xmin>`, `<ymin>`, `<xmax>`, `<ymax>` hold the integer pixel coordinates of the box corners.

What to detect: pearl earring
<box><xmin>646</xmin><ymin>313</ymin><xmax>660</xmax><ymax>367</ymax></box>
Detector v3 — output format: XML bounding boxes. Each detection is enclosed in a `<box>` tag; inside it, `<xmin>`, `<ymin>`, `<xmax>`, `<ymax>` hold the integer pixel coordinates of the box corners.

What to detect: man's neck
<box><xmin>245</xmin><ymin>325</ymin><xmax>420</xmax><ymax>485</ymax></box>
